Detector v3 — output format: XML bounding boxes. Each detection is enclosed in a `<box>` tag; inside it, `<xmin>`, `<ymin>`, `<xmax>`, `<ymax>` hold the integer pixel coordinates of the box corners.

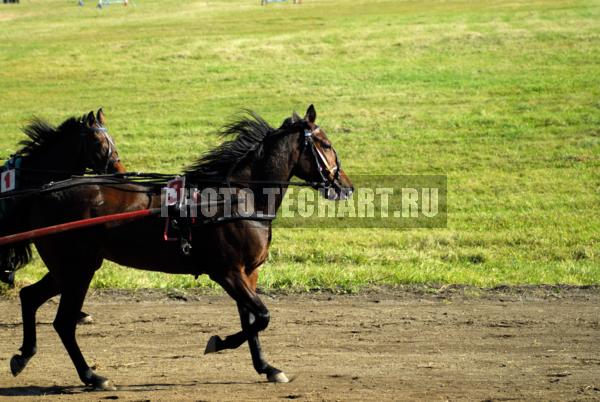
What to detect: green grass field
<box><xmin>0</xmin><ymin>0</ymin><xmax>598</xmax><ymax>292</ymax></box>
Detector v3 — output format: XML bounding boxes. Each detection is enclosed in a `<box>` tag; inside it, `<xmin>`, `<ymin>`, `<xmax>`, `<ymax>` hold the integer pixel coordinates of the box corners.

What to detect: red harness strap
<box><xmin>0</xmin><ymin>208</ymin><xmax>160</xmax><ymax>246</ymax></box>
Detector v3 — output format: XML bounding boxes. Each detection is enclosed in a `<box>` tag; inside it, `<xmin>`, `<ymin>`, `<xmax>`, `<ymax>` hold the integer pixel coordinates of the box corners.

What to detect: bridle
<box><xmin>89</xmin><ymin>126</ymin><xmax>120</xmax><ymax>174</ymax></box>
<box><xmin>302</xmin><ymin>125</ymin><xmax>341</xmax><ymax>191</ymax></box>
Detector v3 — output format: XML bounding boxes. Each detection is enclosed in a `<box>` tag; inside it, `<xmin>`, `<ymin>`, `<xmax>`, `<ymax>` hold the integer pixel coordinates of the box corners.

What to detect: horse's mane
<box><xmin>185</xmin><ymin>111</ymin><xmax>294</xmax><ymax>179</ymax></box>
<box><xmin>15</xmin><ymin>115</ymin><xmax>86</xmax><ymax>159</ymax></box>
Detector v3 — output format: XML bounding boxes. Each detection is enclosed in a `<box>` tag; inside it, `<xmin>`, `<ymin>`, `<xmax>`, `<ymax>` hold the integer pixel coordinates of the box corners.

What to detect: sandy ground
<box><xmin>0</xmin><ymin>286</ymin><xmax>599</xmax><ymax>401</ymax></box>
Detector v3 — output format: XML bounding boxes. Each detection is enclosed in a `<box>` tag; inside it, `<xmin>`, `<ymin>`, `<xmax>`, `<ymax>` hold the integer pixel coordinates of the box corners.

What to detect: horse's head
<box><xmin>81</xmin><ymin>109</ymin><xmax>126</xmax><ymax>174</ymax></box>
<box><xmin>291</xmin><ymin>105</ymin><xmax>354</xmax><ymax>200</ymax></box>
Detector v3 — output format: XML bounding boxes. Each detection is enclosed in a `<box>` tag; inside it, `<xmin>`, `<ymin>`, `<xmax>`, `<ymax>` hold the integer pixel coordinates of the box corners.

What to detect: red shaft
<box><xmin>0</xmin><ymin>208</ymin><xmax>161</xmax><ymax>246</ymax></box>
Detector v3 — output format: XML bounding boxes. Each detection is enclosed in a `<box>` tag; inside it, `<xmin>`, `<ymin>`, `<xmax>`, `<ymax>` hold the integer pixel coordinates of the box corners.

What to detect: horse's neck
<box><xmin>245</xmin><ymin>132</ymin><xmax>298</xmax><ymax>213</ymax></box>
<box><xmin>21</xmin><ymin>140</ymin><xmax>84</xmax><ymax>183</ymax></box>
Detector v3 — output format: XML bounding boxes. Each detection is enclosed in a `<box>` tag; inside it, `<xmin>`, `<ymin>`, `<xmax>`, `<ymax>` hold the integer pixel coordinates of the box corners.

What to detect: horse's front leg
<box><xmin>204</xmin><ymin>270</ymin><xmax>288</xmax><ymax>383</ymax></box>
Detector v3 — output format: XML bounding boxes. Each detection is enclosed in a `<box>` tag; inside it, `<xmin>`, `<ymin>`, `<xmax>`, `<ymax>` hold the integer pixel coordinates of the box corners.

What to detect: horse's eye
<box><xmin>322</xmin><ymin>143</ymin><xmax>332</xmax><ymax>150</ymax></box>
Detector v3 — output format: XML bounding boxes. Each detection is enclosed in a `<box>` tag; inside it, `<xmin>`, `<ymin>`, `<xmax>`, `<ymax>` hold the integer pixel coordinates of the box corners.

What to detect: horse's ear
<box><xmin>86</xmin><ymin>111</ymin><xmax>96</xmax><ymax>127</ymax></box>
<box><xmin>96</xmin><ymin>108</ymin><xmax>106</xmax><ymax>125</ymax></box>
<box><xmin>304</xmin><ymin>104</ymin><xmax>316</xmax><ymax>123</ymax></box>
<box><xmin>291</xmin><ymin>111</ymin><xmax>301</xmax><ymax>123</ymax></box>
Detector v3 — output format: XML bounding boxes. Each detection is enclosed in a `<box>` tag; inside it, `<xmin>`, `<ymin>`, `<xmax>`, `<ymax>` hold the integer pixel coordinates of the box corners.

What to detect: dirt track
<box><xmin>0</xmin><ymin>286</ymin><xmax>599</xmax><ymax>401</ymax></box>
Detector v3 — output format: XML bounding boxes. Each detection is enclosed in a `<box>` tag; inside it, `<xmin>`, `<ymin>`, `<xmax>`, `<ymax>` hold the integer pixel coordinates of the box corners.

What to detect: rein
<box><xmin>0</xmin><ymin>173</ymin><xmax>328</xmax><ymax>201</ymax></box>
<box><xmin>0</xmin><ymin>126</ymin><xmax>342</xmax><ymax>201</ymax></box>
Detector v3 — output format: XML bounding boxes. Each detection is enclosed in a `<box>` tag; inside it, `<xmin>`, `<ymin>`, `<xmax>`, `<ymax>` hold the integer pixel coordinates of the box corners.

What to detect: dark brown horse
<box><xmin>0</xmin><ymin>109</ymin><xmax>125</xmax><ymax>285</ymax></box>
<box><xmin>10</xmin><ymin>105</ymin><xmax>353</xmax><ymax>390</ymax></box>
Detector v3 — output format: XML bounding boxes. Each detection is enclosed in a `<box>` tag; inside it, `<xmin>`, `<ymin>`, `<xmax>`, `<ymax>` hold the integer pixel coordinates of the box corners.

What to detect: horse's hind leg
<box><xmin>52</xmin><ymin>273</ymin><xmax>115</xmax><ymax>391</ymax></box>
<box><xmin>205</xmin><ymin>270</ymin><xmax>288</xmax><ymax>383</ymax></box>
<box><xmin>11</xmin><ymin>273</ymin><xmax>60</xmax><ymax>376</ymax></box>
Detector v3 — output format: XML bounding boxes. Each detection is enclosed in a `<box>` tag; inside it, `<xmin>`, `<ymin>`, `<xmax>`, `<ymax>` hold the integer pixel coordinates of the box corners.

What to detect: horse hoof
<box><xmin>95</xmin><ymin>379</ymin><xmax>116</xmax><ymax>391</ymax></box>
<box><xmin>267</xmin><ymin>371</ymin><xmax>289</xmax><ymax>383</ymax></box>
<box><xmin>204</xmin><ymin>335</ymin><xmax>220</xmax><ymax>354</ymax></box>
<box><xmin>10</xmin><ymin>355</ymin><xmax>28</xmax><ymax>377</ymax></box>
<box><xmin>77</xmin><ymin>312</ymin><xmax>93</xmax><ymax>325</ymax></box>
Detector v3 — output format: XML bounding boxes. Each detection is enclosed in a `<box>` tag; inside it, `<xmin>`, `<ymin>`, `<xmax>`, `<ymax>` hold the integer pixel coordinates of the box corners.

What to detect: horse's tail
<box><xmin>0</xmin><ymin>199</ymin><xmax>33</xmax><ymax>286</ymax></box>
<box><xmin>0</xmin><ymin>243</ymin><xmax>33</xmax><ymax>286</ymax></box>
